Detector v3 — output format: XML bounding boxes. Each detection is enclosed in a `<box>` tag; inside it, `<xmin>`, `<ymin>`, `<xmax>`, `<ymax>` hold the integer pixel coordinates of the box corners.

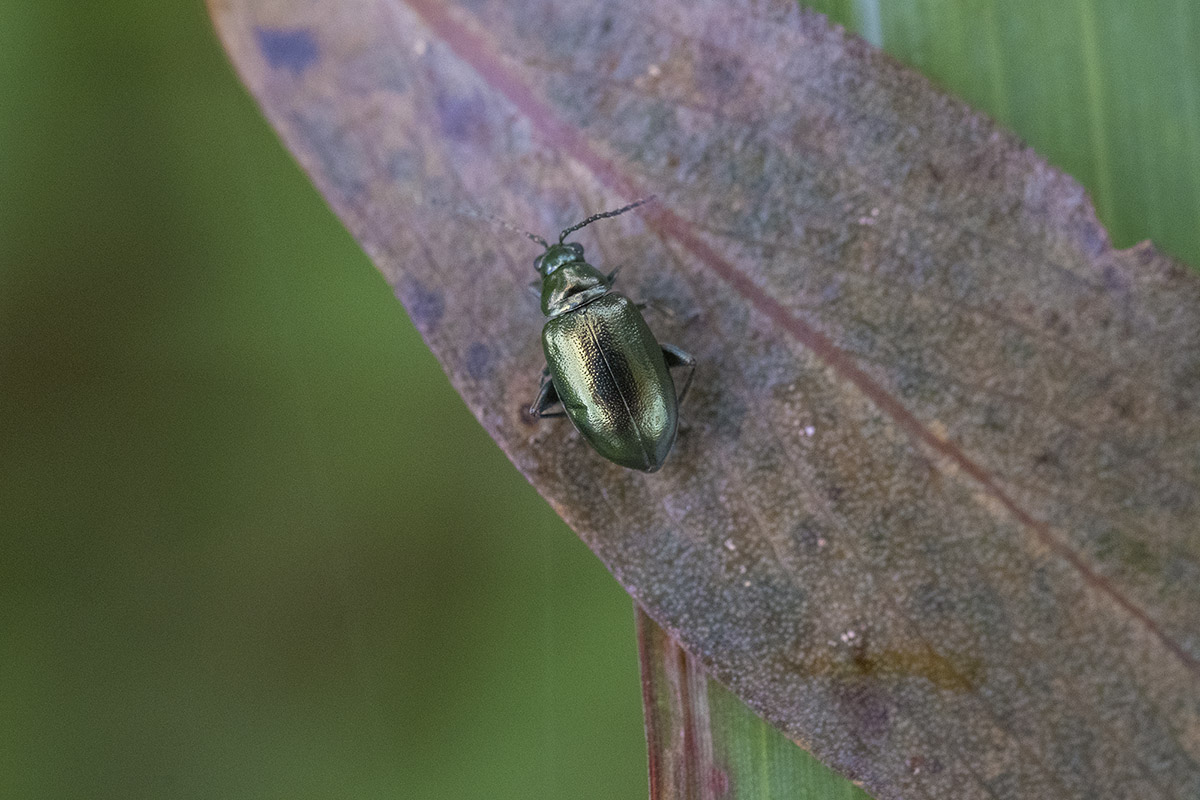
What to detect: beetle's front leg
<box><xmin>529</xmin><ymin>367</ymin><xmax>568</xmax><ymax>419</ymax></box>
<box><xmin>661</xmin><ymin>344</ymin><xmax>697</xmax><ymax>404</ymax></box>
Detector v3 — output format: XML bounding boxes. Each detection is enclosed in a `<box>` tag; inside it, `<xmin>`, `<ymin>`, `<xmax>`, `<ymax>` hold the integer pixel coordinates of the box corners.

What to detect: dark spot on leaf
<box><xmin>1133</xmin><ymin>240</ymin><xmax>1160</xmax><ymax>265</ymax></box>
<box><xmin>465</xmin><ymin>341</ymin><xmax>492</xmax><ymax>380</ymax></box>
<box><xmin>1032</xmin><ymin>449</ymin><xmax>1059</xmax><ymax>469</ymax></box>
<box><xmin>435</xmin><ymin>89</ymin><xmax>490</xmax><ymax>144</ymax></box>
<box><xmin>697</xmin><ymin>51</ymin><xmax>749</xmax><ymax>102</ymax></box>
<box><xmin>255</xmin><ymin>27</ymin><xmax>319</xmax><ymax>75</ymax></box>
<box><xmin>397</xmin><ymin>278</ymin><xmax>444</xmax><ymax>334</ymax></box>
<box><xmin>1043</xmin><ymin>309</ymin><xmax>1070</xmax><ymax>337</ymax></box>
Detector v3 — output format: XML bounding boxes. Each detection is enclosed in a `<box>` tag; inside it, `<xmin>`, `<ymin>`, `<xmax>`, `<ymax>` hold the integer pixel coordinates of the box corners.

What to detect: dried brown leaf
<box><xmin>209</xmin><ymin>1</ymin><xmax>1200</xmax><ymax>797</ymax></box>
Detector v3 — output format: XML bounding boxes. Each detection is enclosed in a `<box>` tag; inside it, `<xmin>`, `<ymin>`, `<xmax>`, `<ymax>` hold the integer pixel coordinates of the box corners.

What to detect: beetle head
<box><xmin>534</xmin><ymin>242</ymin><xmax>585</xmax><ymax>276</ymax></box>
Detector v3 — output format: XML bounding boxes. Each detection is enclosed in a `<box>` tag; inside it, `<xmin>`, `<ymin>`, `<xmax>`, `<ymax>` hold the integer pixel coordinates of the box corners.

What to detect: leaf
<box><xmin>208</xmin><ymin>1</ymin><xmax>1200</xmax><ymax>798</ymax></box>
<box><xmin>638</xmin><ymin>604</ymin><xmax>873</xmax><ymax>799</ymax></box>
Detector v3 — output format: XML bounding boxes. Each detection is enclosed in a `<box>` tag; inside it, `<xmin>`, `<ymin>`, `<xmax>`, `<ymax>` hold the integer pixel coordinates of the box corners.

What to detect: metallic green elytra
<box><xmin>522</xmin><ymin>199</ymin><xmax>696</xmax><ymax>472</ymax></box>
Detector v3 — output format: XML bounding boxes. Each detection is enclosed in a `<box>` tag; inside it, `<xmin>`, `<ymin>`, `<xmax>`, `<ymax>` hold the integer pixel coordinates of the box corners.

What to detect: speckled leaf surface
<box><xmin>208</xmin><ymin>1</ymin><xmax>1200</xmax><ymax>798</ymax></box>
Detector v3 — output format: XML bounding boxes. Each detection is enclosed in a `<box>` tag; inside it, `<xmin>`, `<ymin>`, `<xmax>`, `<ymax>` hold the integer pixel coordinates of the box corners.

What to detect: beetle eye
<box><xmin>569</xmin><ymin>242</ymin><xmax>584</xmax><ymax>258</ymax></box>
<box><xmin>533</xmin><ymin>254</ymin><xmax>544</xmax><ymax>272</ymax></box>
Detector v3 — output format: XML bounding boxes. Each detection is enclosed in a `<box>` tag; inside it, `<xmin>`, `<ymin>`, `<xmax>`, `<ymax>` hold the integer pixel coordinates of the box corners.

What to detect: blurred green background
<box><xmin>1</xmin><ymin>1</ymin><xmax>1195</xmax><ymax>799</ymax></box>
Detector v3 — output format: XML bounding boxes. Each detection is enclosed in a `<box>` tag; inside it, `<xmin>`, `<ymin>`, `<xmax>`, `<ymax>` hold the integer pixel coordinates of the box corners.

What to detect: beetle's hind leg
<box><xmin>661</xmin><ymin>344</ymin><xmax>697</xmax><ymax>404</ymax></box>
<box><xmin>530</xmin><ymin>368</ymin><xmax>568</xmax><ymax>419</ymax></box>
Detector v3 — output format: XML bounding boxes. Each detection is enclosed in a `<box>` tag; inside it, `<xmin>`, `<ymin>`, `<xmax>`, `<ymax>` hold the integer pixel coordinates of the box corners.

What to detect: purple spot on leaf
<box><xmin>1074</xmin><ymin>218</ymin><xmax>1108</xmax><ymax>257</ymax></box>
<box><xmin>255</xmin><ymin>27</ymin><xmax>320</xmax><ymax>75</ymax></box>
<box><xmin>398</xmin><ymin>278</ymin><xmax>444</xmax><ymax>334</ymax></box>
<box><xmin>698</xmin><ymin>51</ymin><xmax>748</xmax><ymax>101</ymax></box>
<box><xmin>435</xmin><ymin>89</ymin><xmax>490</xmax><ymax>144</ymax></box>
<box><xmin>465</xmin><ymin>342</ymin><xmax>492</xmax><ymax>380</ymax></box>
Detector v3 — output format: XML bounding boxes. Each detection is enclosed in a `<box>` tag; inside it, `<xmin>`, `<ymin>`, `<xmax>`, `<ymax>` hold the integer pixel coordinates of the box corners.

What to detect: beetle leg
<box><xmin>605</xmin><ymin>266</ymin><xmax>621</xmax><ymax>286</ymax></box>
<box><xmin>660</xmin><ymin>344</ymin><xmax>697</xmax><ymax>404</ymax></box>
<box><xmin>527</xmin><ymin>279</ymin><xmax>543</xmax><ymax>300</ymax></box>
<box><xmin>530</xmin><ymin>370</ymin><xmax>568</xmax><ymax>418</ymax></box>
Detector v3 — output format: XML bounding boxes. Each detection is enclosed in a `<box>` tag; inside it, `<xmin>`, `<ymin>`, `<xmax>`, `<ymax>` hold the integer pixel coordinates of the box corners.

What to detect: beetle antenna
<box><xmin>439</xmin><ymin>200</ymin><xmax>549</xmax><ymax>248</ymax></box>
<box><xmin>477</xmin><ymin>210</ymin><xmax>549</xmax><ymax>248</ymax></box>
<box><xmin>558</xmin><ymin>195</ymin><xmax>656</xmax><ymax>243</ymax></box>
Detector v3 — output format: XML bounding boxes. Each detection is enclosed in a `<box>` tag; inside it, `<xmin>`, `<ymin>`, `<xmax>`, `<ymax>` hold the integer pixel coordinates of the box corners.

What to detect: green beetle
<box><xmin>521</xmin><ymin>199</ymin><xmax>696</xmax><ymax>473</ymax></box>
